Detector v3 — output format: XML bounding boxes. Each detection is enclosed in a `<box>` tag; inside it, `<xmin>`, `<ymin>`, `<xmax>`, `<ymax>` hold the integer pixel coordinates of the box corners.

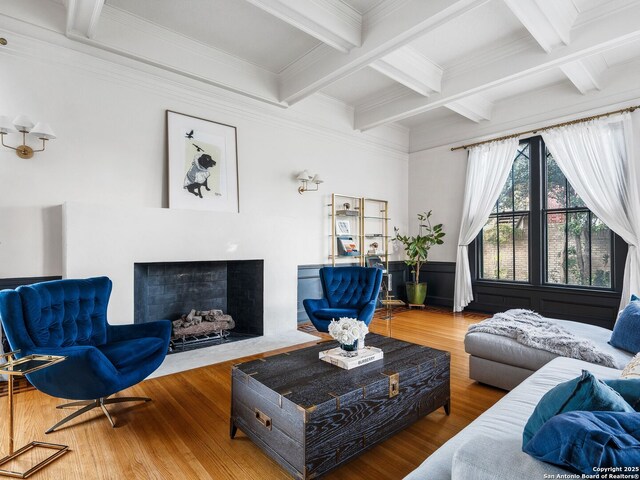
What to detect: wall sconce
<box><xmin>297</xmin><ymin>170</ymin><xmax>323</xmax><ymax>194</ymax></box>
<box><xmin>0</xmin><ymin>115</ymin><xmax>56</xmax><ymax>159</ymax></box>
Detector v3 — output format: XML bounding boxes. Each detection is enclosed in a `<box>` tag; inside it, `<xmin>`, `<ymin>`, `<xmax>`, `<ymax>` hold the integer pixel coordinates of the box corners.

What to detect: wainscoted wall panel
<box><xmin>419</xmin><ymin>262</ymin><xmax>456</xmax><ymax>308</ymax></box>
<box><xmin>0</xmin><ymin>276</ymin><xmax>62</xmax><ymax>290</ymax></box>
<box><xmin>392</xmin><ymin>261</ymin><xmax>621</xmax><ymax>328</ymax></box>
<box><xmin>469</xmin><ymin>284</ymin><xmax>621</xmax><ymax>329</ymax></box>
<box><xmin>297</xmin><ymin>261</ymin><xmax>456</xmax><ymax>322</ymax></box>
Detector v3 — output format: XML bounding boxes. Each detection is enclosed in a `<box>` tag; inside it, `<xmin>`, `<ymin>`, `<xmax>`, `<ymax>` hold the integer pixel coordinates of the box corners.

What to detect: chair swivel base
<box><xmin>45</xmin><ymin>396</ymin><xmax>152</xmax><ymax>433</ymax></box>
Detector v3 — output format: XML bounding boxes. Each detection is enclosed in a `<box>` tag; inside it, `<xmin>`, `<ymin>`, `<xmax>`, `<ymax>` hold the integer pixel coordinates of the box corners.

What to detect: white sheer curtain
<box><xmin>542</xmin><ymin>112</ymin><xmax>640</xmax><ymax>309</ymax></box>
<box><xmin>454</xmin><ymin>138</ymin><xmax>519</xmax><ymax>312</ymax></box>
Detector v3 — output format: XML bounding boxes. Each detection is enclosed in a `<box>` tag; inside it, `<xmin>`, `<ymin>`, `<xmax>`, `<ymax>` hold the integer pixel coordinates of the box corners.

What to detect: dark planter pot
<box><xmin>406</xmin><ymin>282</ymin><xmax>427</xmax><ymax>305</ymax></box>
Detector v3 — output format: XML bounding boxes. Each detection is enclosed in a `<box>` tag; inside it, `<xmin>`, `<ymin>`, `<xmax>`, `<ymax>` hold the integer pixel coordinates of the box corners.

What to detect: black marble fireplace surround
<box><xmin>134</xmin><ymin>260</ymin><xmax>264</xmax><ymax>349</ymax></box>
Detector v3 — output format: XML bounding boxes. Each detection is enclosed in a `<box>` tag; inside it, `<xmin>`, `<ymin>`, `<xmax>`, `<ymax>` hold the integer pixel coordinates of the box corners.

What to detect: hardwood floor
<box><xmin>0</xmin><ymin>308</ymin><xmax>505</xmax><ymax>479</ymax></box>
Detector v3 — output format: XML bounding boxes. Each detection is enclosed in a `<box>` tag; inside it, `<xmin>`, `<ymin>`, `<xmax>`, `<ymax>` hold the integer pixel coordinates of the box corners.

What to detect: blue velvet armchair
<box><xmin>303</xmin><ymin>267</ymin><xmax>383</xmax><ymax>332</ymax></box>
<box><xmin>0</xmin><ymin>277</ymin><xmax>171</xmax><ymax>433</ymax></box>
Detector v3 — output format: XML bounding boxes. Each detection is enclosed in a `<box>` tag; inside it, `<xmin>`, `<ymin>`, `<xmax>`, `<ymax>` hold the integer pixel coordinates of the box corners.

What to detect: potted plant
<box><xmin>394</xmin><ymin>211</ymin><xmax>445</xmax><ymax>305</ymax></box>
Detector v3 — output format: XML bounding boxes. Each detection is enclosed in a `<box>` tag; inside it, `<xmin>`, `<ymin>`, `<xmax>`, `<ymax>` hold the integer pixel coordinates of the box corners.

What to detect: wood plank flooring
<box><xmin>0</xmin><ymin>308</ymin><xmax>504</xmax><ymax>479</ymax></box>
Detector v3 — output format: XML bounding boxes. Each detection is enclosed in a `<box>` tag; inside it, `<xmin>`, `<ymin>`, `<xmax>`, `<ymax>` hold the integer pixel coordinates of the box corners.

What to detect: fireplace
<box><xmin>134</xmin><ymin>260</ymin><xmax>263</xmax><ymax>352</ymax></box>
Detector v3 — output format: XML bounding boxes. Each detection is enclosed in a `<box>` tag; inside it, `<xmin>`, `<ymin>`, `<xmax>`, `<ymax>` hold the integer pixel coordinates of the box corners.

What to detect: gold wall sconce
<box><xmin>0</xmin><ymin>115</ymin><xmax>56</xmax><ymax>159</ymax></box>
<box><xmin>297</xmin><ymin>170</ymin><xmax>323</xmax><ymax>194</ymax></box>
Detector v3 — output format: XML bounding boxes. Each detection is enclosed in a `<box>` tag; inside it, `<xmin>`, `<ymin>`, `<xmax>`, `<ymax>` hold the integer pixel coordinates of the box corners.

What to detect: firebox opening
<box><xmin>134</xmin><ymin>260</ymin><xmax>264</xmax><ymax>353</ymax></box>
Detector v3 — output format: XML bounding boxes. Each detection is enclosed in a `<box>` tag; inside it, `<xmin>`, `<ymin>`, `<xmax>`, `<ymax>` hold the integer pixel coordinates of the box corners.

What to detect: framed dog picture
<box><xmin>167</xmin><ymin>111</ymin><xmax>239</xmax><ymax>212</ymax></box>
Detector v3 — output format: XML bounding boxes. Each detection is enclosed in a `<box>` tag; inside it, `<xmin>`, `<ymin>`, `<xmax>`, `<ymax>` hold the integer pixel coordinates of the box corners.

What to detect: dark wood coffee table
<box><xmin>230</xmin><ymin>334</ymin><xmax>450</xmax><ymax>479</ymax></box>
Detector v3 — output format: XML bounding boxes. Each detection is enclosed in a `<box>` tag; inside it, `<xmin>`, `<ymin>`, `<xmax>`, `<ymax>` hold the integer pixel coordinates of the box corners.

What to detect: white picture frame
<box><xmin>167</xmin><ymin>110</ymin><xmax>239</xmax><ymax>212</ymax></box>
<box><xmin>336</xmin><ymin>220</ymin><xmax>351</xmax><ymax>235</ymax></box>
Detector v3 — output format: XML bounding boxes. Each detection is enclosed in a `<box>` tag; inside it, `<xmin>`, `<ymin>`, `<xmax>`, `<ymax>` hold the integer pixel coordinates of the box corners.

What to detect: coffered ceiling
<box><xmin>26</xmin><ymin>0</ymin><xmax>640</xmax><ymax>147</ymax></box>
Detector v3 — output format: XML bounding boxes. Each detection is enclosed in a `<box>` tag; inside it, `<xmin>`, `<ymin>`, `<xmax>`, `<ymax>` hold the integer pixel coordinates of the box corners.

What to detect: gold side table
<box><xmin>380</xmin><ymin>296</ymin><xmax>406</xmax><ymax>337</ymax></box>
<box><xmin>0</xmin><ymin>351</ymin><xmax>68</xmax><ymax>478</ymax></box>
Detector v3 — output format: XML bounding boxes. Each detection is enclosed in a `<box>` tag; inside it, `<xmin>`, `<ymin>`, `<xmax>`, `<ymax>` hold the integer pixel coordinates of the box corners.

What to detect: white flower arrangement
<box><xmin>328</xmin><ymin>317</ymin><xmax>369</xmax><ymax>346</ymax></box>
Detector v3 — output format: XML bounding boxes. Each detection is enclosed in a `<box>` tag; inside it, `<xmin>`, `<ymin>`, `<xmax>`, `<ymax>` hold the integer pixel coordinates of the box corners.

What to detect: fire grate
<box><xmin>168</xmin><ymin>331</ymin><xmax>258</xmax><ymax>353</ymax></box>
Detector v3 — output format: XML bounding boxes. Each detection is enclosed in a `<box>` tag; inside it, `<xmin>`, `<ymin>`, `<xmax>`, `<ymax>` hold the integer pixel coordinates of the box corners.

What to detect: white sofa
<box><xmin>404</xmin><ymin>357</ymin><xmax>623</xmax><ymax>480</ymax></box>
<box><xmin>465</xmin><ymin>317</ymin><xmax>632</xmax><ymax>390</ymax></box>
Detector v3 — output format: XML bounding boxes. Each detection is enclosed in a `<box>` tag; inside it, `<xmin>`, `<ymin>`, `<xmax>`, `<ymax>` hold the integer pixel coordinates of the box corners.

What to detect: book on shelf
<box><xmin>319</xmin><ymin>346</ymin><xmax>384</xmax><ymax>370</ymax></box>
<box><xmin>337</xmin><ymin>236</ymin><xmax>359</xmax><ymax>255</ymax></box>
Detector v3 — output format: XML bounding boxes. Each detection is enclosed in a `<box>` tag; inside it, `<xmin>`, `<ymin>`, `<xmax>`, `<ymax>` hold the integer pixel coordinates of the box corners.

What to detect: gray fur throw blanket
<box><xmin>467</xmin><ymin>309</ymin><xmax>616</xmax><ymax>368</ymax></box>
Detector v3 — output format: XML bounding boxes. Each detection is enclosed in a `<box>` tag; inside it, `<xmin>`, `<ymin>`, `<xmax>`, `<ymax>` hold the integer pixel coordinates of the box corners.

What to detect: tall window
<box><xmin>544</xmin><ymin>148</ymin><xmax>612</xmax><ymax>287</ymax></box>
<box><xmin>478</xmin><ymin>137</ymin><xmax>614</xmax><ymax>289</ymax></box>
<box><xmin>481</xmin><ymin>144</ymin><xmax>530</xmax><ymax>282</ymax></box>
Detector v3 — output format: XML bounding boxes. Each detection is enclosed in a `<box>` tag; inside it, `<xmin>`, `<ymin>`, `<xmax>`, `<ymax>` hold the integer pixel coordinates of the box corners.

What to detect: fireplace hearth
<box><xmin>134</xmin><ymin>260</ymin><xmax>264</xmax><ymax>353</ymax></box>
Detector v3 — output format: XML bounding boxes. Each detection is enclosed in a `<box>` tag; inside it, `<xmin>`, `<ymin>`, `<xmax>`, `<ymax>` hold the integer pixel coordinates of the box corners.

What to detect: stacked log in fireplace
<box><xmin>171</xmin><ymin>309</ymin><xmax>235</xmax><ymax>350</ymax></box>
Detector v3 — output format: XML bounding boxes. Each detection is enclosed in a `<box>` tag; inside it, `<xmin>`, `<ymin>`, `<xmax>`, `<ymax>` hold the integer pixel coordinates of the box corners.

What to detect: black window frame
<box><xmin>470</xmin><ymin>135</ymin><xmax>626</xmax><ymax>297</ymax></box>
<box><xmin>542</xmin><ymin>146</ymin><xmax>613</xmax><ymax>289</ymax></box>
<box><xmin>478</xmin><ymin>143</ymin><xmax>532</xmax><ymax>283</ymax></box>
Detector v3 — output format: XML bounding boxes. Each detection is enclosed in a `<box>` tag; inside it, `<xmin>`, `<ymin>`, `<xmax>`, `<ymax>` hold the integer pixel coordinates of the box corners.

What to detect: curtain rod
<box><xmin>450</xmin><ymin>105</ymin><xmax>640</xmax><ymax>151</ymax></box>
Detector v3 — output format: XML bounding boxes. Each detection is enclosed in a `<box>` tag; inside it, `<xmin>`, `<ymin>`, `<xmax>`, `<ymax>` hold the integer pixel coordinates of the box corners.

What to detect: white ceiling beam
<box><xmin>279</xmin><ymin>0</ymin><xmax>489</xmax><ymax>105</ymax></box>
<box><xmin>503</xmin><ymin>0</ymin><xmax>578</xmax><ymax>52</ymax></box>
<box><xmin>244</xmin><ymin>0</ymin><xmax>361</xmax><ymax>53</ymax></box>
<box><xmin>560</xmin><ymin>57</ymin><xmax>608</xmax><ymax>94</ymax></box>
<box><xmin>65</xmin><ymin>0</ymin><xmax>104</xmax><ymax>38</ymax></box>
<box><xmin>445</xmin><ymin>95</ymin><xmax>493</xmax><ymax>122</ymax></box>
<box><xmin>409</xmin><ymin>58</ymin><xmax>640</xmax><ymax>152</ymax></box>
<box><xmin>370</xmin><ymin>46</ymin><xmax>443</xmax><ymax>96</ymax></box>
<box><xmin>355</xmin><ymin>2</ymin><xmax>640</xmax><ymax>130</ymax></box>
<box><xmin>63</xmin><ymin>5</ymin><xmax>283</xmax><ymax>106</ymax></box>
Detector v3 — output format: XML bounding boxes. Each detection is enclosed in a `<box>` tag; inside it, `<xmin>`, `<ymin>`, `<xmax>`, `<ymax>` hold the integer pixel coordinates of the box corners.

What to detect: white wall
<box><xmin>408</xmin><ymin>146</ymin><xmax>467</xmax><ymax>262</ymax></box>
<box><xmin>64</xmin><ymin>203</ymin><xmax>304</xmax><ymax>332</ymax></box>
<box><xmin>0</xmin><ymin>30</ymin><xmax>408</xmax><ymax>326</ymax></box>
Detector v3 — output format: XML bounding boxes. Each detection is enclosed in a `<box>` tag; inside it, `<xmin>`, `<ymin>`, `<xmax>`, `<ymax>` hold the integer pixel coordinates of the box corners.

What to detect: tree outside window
<box><xmin>478</xmin><ymin>139</ymin><xmax>613</xmax><ymax>289</ymax></box>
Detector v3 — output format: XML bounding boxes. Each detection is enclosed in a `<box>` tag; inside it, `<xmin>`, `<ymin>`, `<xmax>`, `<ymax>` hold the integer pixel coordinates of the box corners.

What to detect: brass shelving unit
<box><xmin>328</xmin><ymin>194</ymin><xmax>390</xmax><ymax>267</ymax></box>
<box><xmin>329</xmin><ymin>194</ymin><xmax>404</xmax><ymax>330</ymax></box>
<box><xmin>329</xmin><ymin>193</ymin><xmax>364</xmax><ymax>266</ymax></box>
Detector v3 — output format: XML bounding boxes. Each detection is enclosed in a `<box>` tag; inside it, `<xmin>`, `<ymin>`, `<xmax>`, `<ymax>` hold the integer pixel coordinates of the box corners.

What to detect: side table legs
<box><xmin>0</xmin><ymin>375</ymin><xmax>69</xmax><ymax>478</ymax></box>
<box><xmin>8</xmin><ymin>375</ymin><xmax>13</xmax><ymax>455</ymax></box>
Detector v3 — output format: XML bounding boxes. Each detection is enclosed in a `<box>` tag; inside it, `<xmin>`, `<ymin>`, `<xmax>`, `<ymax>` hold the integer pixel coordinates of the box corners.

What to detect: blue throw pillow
<box><xmin>522</xmin><ymin>370</ymin><xmax>634</xmax><ymax>446</ymax></box>
<box><xmin>524</xmin><ymin>411</ymin><xmax>640</xmax><ymax>475</ymax></box>
<box><xmin>610</xmin><ymin>297</ymin><xmax>640</xmax><ymax>353</ymax></box>
<box><xmin>604</xmin><ymin>378</ymin><xmax>640</xmax><ymax>411</ymax></box>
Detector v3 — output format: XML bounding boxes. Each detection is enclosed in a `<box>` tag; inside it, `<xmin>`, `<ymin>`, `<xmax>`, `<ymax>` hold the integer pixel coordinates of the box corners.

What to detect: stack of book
<box><xmin>319</xmin><ymin>346</ymin><xmax>384</xmax><ymax>370</ymax></box>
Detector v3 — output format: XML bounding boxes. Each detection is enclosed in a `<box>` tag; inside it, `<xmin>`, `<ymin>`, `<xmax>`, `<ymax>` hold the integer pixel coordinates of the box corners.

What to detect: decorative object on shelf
<box><xmin>328</xmin><ymin>317</ymin><xmax>368</xmax><ymax>357</ymax></box>
<box><xmin>336</xmin><ymin>199</ymin><xmax>358</xmax><ymax>216</ymax></box>
<box><xmin>366</xmin><ymin>255</ymin><xmax>386</xmax><ymax>271</ymax></box>
<box><xmin>394</xmin><ymin>210</ymin><xmax>446</xmax><ymax>305</ymax></box>
<box><xmin>0</xmin><ymin>115</ymin><xmax>56</xmax><ymax>159</ymax></box>
<box><xmin>336</xmin><ymin>219</ymin><xmax>351</xmax><ymax>235</ymax></box>
<box><xmin>296</xmin><ymin>170</ymin><xmax>323</xmax><ymax>194</ymax></box>
<box><xmin>368</xmin><ymin>241</ymin><xmax>379</xmax><ymax>255</ymax></box>
<box><xmin>337</xmin><ymin>236</ymin><xmax>359</xmax><ymax>256</ymax></box>
<box><xmin>167</xmin><ymin>110</ymin><xmax>238</xmax><ymax>212</ymax></box>
<box><xmin>0</xmin><ymin>351</ymin><xmax>68</xmax><ymax>478</ymax></box>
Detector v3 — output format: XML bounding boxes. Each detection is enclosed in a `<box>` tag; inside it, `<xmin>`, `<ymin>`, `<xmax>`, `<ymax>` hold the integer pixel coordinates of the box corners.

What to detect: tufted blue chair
<box><xmin>0</xmin><ymin>277</ymin><xmax>171</xmax><ymax>433</ymax></box>
<box><xmin>303</xmin><ymin>267</ymin><xmax>383</xmax><ymax>332</ymax></box>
